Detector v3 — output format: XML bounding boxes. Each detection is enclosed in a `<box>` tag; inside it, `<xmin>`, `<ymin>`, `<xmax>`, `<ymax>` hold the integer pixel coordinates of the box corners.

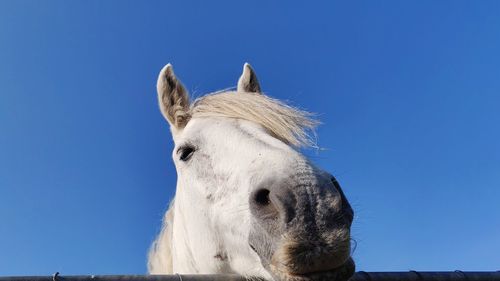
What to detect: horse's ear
<box><xmin>237</xmin><ymin>63</ymin><xmax>261</xmax><ymax>94</ymax></box>
<box><xmin>157</xmin><ymin>64</ymin><xmax>191</xmax><ymax>129</ymax></box>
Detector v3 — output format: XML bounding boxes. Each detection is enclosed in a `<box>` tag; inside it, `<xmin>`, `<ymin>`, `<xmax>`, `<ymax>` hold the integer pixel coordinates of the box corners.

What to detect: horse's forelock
<box><xmin>189</xmin><ymin>92</ymin><xmax>319</xmax><ymax>148</ymax></box>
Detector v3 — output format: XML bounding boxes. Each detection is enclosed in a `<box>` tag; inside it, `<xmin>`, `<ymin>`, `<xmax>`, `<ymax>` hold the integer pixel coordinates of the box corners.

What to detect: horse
<box><xmin>148</xmin><ymin>63</ymin><xmax>355</xmax><ymax>281</ymax></box>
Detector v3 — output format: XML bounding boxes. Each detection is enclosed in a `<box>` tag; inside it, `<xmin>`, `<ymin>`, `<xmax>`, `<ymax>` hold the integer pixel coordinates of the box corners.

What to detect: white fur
<box><xmin>149</xmin><ymin>64</ymin><xmax>318</xmax><ymax>279</ymax></box>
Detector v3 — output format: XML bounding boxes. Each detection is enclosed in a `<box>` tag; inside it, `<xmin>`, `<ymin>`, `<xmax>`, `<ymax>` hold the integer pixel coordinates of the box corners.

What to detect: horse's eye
<box><xmin>178</xmin><ymin>146</ymin><xmax>195</xmax><ymax>161</ymax></box>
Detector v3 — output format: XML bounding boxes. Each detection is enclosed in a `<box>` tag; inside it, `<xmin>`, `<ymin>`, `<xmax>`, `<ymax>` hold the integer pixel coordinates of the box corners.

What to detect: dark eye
<box><xmin>178</xmin><ymin>145</ymin><xmax>195</xmax><ymax>161</ymax></box>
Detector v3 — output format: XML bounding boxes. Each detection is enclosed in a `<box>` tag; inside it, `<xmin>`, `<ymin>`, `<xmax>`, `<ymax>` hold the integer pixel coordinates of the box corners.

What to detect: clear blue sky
<box><xmin>1</xmin><ymin>0</ymin><xmax>499</xmax><ymax>276</ymax></box>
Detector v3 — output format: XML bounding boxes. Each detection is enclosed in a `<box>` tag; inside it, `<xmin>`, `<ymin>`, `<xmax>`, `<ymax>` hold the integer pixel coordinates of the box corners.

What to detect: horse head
<box><xmin>148</xmin><ymin>63</ymin><xmax>355</xmax><ymax>281</ymax></box>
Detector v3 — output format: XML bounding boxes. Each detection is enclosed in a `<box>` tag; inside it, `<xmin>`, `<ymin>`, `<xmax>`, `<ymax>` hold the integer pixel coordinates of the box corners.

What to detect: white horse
<box><xmin>148</xmin><ymin>63</ymin><xmax>355</xmax><ymax>281</ymax></box>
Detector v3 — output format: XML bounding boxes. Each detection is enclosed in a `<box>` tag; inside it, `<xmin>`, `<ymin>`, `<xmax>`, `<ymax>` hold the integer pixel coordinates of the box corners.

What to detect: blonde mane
<box><xmin>148</xmin><ymin>201</ymin><xmax>175</xmax><ymax>274</ymax></box>
<box><xmin>190</xmin><ymin>91</ymin><xmax>319</xmax><ymax>147</ymax></box>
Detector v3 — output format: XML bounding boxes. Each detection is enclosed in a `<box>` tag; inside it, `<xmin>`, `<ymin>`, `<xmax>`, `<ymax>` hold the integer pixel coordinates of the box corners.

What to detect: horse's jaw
<box><xmin>170</xmin><ymin>189</ymin><xmax>221</xmax><ymax>273</ymax></box>
<box><xmin>169</xmin><ymin>184</ymin><xmax>273</xmax><ymax>279</ymax></box>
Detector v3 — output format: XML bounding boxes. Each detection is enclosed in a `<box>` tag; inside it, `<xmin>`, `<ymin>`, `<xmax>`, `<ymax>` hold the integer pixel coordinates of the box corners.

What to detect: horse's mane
<box><xmin>190</xmin><ymin>91</ymin><xmax>319</xmax><ymax>148</ymax></box>
<box><xmin>148</xmin><ymin>200</ymin><xmax>175</xmax><ymax>274</ymax></box>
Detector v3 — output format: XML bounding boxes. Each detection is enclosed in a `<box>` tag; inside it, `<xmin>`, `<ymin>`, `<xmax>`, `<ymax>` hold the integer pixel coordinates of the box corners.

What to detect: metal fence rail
<box><xmin>1</xmin><ymin>272</ymin><xmax>500</xmax><ymax>281</ymax></box>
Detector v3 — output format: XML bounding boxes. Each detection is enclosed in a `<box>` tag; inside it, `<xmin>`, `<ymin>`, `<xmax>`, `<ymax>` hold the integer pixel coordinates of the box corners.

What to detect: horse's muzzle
<box><xmin>248</xmin><ymin>169</ymin><xmax>355</xmax><ymax>281</ymax></box>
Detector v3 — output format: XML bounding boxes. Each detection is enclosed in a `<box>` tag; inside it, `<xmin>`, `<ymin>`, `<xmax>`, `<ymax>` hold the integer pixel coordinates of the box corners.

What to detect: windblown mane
<box><xmin>191</xmin><ymin>91</ymin><xmax>319</xmax><ymax>147</ymax></box>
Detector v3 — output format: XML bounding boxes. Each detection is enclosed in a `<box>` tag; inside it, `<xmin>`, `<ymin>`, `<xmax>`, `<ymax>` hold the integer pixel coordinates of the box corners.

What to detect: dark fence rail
<box><xmin>1</xmin><ymin>272</ymin><xmax>500</xmax><ymax>281</ymax></box>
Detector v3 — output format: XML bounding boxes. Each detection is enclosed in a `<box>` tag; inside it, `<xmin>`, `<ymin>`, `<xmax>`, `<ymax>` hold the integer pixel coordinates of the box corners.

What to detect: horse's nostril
<box><xmin>254</xmin><ymin>188</ymin><xmax>271</xmax><ymax>206</ymax></box>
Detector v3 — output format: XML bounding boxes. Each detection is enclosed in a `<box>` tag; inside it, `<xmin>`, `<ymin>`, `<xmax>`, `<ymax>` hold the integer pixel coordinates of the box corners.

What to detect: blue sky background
<box><xmin>1</xmin><ymin>0</ymin><xmax>499</xmax><ymax>276</ymax></box>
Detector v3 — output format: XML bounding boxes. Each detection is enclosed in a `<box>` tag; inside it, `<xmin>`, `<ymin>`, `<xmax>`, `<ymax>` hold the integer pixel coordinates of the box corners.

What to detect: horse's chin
<box><xmin>266</xmin><ymin>258</ymin><xmax>355</xmax><ymax>281</ymax></box>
